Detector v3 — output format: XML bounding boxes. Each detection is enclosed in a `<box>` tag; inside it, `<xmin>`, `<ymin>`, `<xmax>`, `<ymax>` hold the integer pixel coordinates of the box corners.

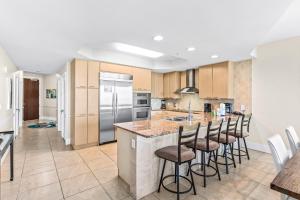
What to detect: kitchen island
<box><xmin>114</xmin><ymin>111</ymin><xmax>230</xmax><ymax>199</ymax></box>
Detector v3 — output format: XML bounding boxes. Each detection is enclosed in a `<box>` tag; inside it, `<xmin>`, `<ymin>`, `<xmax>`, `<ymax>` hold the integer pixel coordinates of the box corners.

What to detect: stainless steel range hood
<box><xmin>177</xmin><ymin>69</ymin><xmax>199</xmax><ymax>94</ymax></box>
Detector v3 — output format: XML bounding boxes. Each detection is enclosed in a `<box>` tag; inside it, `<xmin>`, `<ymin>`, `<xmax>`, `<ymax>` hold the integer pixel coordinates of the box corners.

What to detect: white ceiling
<box><xmin>0</xmin><ymin>0</ymin><xmax>298</xmax><ymax>74</ymax></box>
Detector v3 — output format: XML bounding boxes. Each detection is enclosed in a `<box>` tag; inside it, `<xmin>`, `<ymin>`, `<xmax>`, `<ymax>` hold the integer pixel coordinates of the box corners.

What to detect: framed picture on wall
<box><xmin>46</xmin><ymin>89</ymin><xmax>56</xmax><ymax>99</ymax></box>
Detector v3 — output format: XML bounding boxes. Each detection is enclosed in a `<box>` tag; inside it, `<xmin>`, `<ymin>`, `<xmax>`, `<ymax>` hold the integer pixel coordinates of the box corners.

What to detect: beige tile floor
<box><xmin>1</xmin><ymin>122</ymin><xmax>282</xmax><ymax>200</ymax></box>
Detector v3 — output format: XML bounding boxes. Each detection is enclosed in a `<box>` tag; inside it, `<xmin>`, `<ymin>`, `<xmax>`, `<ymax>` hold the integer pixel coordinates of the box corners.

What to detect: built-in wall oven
<box><xmin>133</xmin><ymin>92</ymin><xmax>151</xmax><ymax>121</ymax></box>
<box><xmin>133</xmin><ymin>107</ymin><xmax>151</xmax><ymax>121</ymax></box>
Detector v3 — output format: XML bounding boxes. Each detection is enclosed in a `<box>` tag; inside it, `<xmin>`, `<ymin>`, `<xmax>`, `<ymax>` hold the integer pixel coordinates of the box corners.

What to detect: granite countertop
<box><xmin>114</xmin><ymin>111</ymin><xmax>233</xmax><ymax>138</ymax></box>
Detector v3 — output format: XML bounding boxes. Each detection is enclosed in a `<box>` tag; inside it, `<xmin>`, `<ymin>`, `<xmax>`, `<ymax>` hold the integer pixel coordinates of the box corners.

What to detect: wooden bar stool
<box><xmin>209</xmin><ymin>117</ymin><xmax>239</xmax><ymax>174</ymax></box>
<box><xmin>155</xmin><ymin>123</ymin><xmax>200</xmax><ymax>200</ymax></box>
<box><xmin>230</xmin><ymin>113</ymin><xmax>252</xmax><ymax>164</ymax></box>
<box><xmin>187</xmin><ymin>120</ymin><xmax>223</xmax><ymax>187</ymax></box>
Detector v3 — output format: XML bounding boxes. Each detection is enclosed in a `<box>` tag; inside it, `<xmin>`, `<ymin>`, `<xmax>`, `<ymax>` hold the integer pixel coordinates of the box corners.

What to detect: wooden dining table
<box><xmin>271</xmin><ymin>151</ymin><xmax>300</xmax><ymax>199</ymax></box>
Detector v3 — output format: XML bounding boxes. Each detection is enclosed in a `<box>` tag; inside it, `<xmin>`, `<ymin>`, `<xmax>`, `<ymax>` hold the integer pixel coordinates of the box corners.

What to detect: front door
<box><xmin>23</xmin><ymin>78</ymin><xmax>39</xmax><ymax>120</ymax></box>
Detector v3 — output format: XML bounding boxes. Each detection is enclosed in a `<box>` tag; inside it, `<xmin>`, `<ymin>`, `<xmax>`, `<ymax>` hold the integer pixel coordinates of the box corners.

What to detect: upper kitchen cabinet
<box><xmin>198</xmin><ymin>61</ymin><xmax>233</xmax><ymax>99</ymax></box>
<box><xmin>132</xmin><ymin>67</ymin><xmax>151</xmax><ymax>92</ymax></box>
<box><xmin>88</xmin><ymin>61</ymin><xmax>100</xmax><ymax>88</ymax></box>
<box><xmin>151</xmin><ymin>72</ymin><xmax>164</xmax><ymax>98</ymax></box>
<box><xmin>163</xmin><ymin>73</ymin><xmax>170</xmax><ymax>98</ymax></box>
<box><xmin>100</xmin><ymin>62</ymin><xmax>132</xmax><ymax>75</ymax></box>
<box><xmin>163</xmin><ymin>72</ymin><xmax>180</xmax><ymax>99</ymax></box>
<box><xmin>169</xmin><ymin>72</ymin><xmax>180</xmax><ymax>98</ymax></box>
<box><xmin>74</xmin><ymin>59</ymin><xmax>88</xmax><ymax>88</ymax></box>
<box><xmin>100</xmin><ymin>63</ymin><xmax>151</xmax><ymax>92</ymax></box>
<box><xmin>198</xmin><ymin>65</ymin><xmax>213</xmax><ymax>98</ymax></box>
<box><xmin>180</xmin><ymin>71</ymin><xmax>186</xmax><ymax>89</ymax></box>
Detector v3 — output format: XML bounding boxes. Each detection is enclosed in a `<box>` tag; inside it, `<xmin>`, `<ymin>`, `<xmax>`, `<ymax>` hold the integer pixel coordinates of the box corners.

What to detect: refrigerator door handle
<box><xmin>112</xmin><ymin>93</ymin><xmax>115</xmax><ymax>116</ymax></box>
<box><xmin>116</xmin><ymin>93</ymin><xmax>118</xmax><ymax>116</ymax></box>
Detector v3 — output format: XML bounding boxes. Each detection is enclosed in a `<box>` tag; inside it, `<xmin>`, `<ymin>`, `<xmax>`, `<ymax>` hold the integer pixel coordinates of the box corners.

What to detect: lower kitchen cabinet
<box><xmin>88</xmin><ymin>115</ymin><xmax>99</xmax><ymax>144</ymax></box>
<box><xmin>74</xmin><ymin>116</ymin><xmax>88</xmax><ymax>146</ymax></box>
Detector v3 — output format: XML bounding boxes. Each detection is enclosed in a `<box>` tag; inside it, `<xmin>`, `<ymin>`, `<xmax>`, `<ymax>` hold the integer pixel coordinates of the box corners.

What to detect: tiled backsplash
<box><xmin>165</xmin><ymin>94</ymin><xmax>204</xmax><ymax>111</ymax></box>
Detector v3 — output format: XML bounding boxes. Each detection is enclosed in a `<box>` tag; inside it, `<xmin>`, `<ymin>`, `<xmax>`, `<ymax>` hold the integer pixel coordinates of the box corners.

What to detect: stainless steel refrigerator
<box><xmin>99</xmin><ymin>72</ymin><xmax>133</xmax><ymax>144</ymax></box>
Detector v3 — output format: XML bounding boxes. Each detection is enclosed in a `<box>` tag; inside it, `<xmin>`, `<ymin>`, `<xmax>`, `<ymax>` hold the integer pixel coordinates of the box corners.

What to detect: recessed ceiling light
<box><xmin>114</xmin><ymin>43</ymin><xmax>163</xmax><ymax>58</ymax></box>
<box><xmin>211</xmin><ymin>54</ymin><xmax>219</xmax><ymax>59</ymax></box>
<box><xmin>187</xmin><ymin>47</ymin><xmax>196</xmax><ymax>52</ymax></box>
<box><xmin>153</xmin><ymin>35</ymin><xmax>163</xmax><ymax>41</ymax></box>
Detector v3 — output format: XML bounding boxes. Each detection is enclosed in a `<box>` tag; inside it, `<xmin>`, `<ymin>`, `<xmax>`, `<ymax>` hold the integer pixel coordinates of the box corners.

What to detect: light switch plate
<box><xmin>131</xmin><ymin>139</ymin><xmax>136</xmax><ymax>149</ymax></box>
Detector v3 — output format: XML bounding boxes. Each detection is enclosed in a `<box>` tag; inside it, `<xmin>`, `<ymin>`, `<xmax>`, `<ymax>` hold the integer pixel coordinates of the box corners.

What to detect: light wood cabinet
<box><xmin>198</xmin><ymin>65</ymin><xmax>213</xmax><ymax>98</ymax></box>
<box><xmin>74</xmin><ymin>116</ymin><xmax>88</xmax><ymax>146</ymax></box>
<box><xmin>74</xmin><ymin>59</ymin><xmax>87</xmax><ymax>88</ymax></box>
<box><xmin>169</xmin><ymin>72</ymin><xmax>180</xmax><ymax>98</ymax></box>
<box><xmin>163</xmin><ymin>73</ymin><xmax>170</xmax><ymax>98</ymax></box>
<box><xmin>100</xmin><ymin>62</ymin><xmax>132</xmax><ymax>75</ymax></box>
<box><xmin>88</xmin><ymin>115</ymin><xmax>98</xmax><ymax>143</ymax></box>
<box><xmin>88</xmin><ymin>61</ymin><xmax>99</xmax><ymax>88</ymax></box>
<box><xmin>151</xmin><ymin>72</ymin><xmax>164</xmax><ymax>98</ymax></box>
<box><xmin>100</xmin><ymin>62</ymin><xmax>151</xmax><ymax>92</ymax></box>
<box><xmin>132</xmin><ymin>67</ymin><xmax>151</xmax><ymax>91</ymax></box>
<box><xmin>198</xmin><ymin>61</ymin><xmax>233</xmax><ymax>99</ymax></box>
<box><xmin>212</xmin><ymin>62</ymin><xmax>229</xmax><ymax>98</ymax></box>
<box><xmin>163</xmin><ymin>72</ymin><xmax>180</xmax><ymax>98</ymax></box>
<box><xmin>88</xmin><ymin>89</ymin><xmax>99</xmax><ymax>115</ymax></box>
<box><xmin>180</xmin><ymin>72</ymin><xmax>186</xmax><ymax>89</ymax></box>
<box><xmin>71</xmin><ymin>59</ymin><xmax>99</xmax><ymax>149</ymax></box>
<box><xmin>75</xmin><ymin>88</ymin><xmax>87</xmax><ymax>116</ymax></box>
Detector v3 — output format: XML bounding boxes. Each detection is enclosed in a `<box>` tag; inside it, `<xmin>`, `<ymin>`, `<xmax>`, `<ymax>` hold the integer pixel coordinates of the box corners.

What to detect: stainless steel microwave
<box><xmin>133</xmin><ymin>93</ymin><xmax>151</xmax><ymax>107</ymax></box>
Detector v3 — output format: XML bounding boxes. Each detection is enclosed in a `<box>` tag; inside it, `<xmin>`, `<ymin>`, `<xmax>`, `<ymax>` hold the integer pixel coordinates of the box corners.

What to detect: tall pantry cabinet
<box><xmin>71</xmin><ymin>59</ymin><xmax>99</xmax><ymax>149</ymax></box>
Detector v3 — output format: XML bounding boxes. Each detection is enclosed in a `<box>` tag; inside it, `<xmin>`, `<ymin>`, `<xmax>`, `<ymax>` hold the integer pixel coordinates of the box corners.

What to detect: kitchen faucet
<box><xmin>187</xmin><ymin>100</ymin><xmax>193</xmax><ymax>121</ymax></box>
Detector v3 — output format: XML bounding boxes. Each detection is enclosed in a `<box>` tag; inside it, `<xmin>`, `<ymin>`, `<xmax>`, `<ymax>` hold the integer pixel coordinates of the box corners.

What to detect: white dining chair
<box><xmin>268</xmin><ymin>134</ymin><xmax>296</xmax><ymax>200</ymax></box>
<box><xmin>267</xmin><ymin>134</ymin><xmax>290</xmax><ymax>172</ymax></box>
<box><xmin>285</xmin><ymin>126</ymin><xmax>300</xmax><ymax>157</ymax></box>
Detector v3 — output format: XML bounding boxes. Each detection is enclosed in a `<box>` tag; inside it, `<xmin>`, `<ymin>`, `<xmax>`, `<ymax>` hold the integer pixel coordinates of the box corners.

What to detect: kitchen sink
<box><xmin>166</xmin><ymin>116</ymin><xmax>187</xmax><ymax>122</ymax></box>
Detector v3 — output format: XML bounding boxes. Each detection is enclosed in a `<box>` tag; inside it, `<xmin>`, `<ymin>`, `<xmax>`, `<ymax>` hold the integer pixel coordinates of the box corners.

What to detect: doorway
<box><xmin>23</xmin><ymin>78</ymin><xmax>39</xmax><ymax>120</ymax></box>
<box><xmin>57</xmin><ymin>73</ymin><xmax>66</xmax><ymax>139</ymax></box>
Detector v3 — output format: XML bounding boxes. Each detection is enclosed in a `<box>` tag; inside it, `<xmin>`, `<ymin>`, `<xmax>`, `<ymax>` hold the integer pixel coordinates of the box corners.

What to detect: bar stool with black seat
<box><xmin>187</xmin><ymin>120</ymin><xmax>223</xmax><ymax>187</ymax></box>
<box><xmin>230</xmin><ymin>113</ymin><xmax>252</xmax><ymax>164</ymax></box>
<box><xmin>209</xmin><ymin>117</ymin><xmax>239</xmax><ymax>174</ymax></box>
<box><xmin>155</xmin><ymin>123</ymin><xmax>200</xmax><ymax>200</ymax></box>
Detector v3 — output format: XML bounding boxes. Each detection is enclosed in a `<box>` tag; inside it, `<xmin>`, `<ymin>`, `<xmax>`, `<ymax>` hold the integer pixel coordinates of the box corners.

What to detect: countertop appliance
<box><xmin>225</xmin><ymin>103</ymin><xmax>233</xmax><ymax>113</ymax></box>
<box><xmin>133</xmin><ymin>92</ymin><xmax>151</xmax><ymax>121</ymax></box>
<box><xmin>204</xmin><ymin>103</ymin><xmax>212</xmax><ymax>112</ymax></box>
<box><xmin>99</xmin><ymin>72</ymin><xmax>133</xmax><ymax>144</ymax></box>
<box><xmin>161</xmin><ymin>99</ymin><xmax>166</xmax><ymax>110</ymax></box>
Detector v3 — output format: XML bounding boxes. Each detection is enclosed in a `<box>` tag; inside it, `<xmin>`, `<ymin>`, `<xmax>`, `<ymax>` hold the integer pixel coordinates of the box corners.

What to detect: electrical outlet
<box><xmin>131</xmin><ymin>139</ymin><xmax>136</xmax><ymax>149</ymax></box>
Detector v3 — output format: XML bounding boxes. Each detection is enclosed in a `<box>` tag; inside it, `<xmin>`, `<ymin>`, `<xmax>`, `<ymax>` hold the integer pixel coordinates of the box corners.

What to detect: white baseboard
<box><xmin>40</xmin><ymin>116</ymin><xmax>57</xmax><ymax>121</ymax></box>
<box><xmin>65</xmin><ymin>138</ymin><xmax>71</xmax><ymax>145</ymax></box>
<box><xmin>245</xmin><ymin>141</ymin><xmax>270</xmax><ymax>153</ymax></box>
<box><xmin>236</xmin><ymin>140</ymin><xmax>270</xmax><ymax>154</ymax></box>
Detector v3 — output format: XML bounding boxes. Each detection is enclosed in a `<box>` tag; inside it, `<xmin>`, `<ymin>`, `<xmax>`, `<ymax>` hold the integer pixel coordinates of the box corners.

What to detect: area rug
<box><xmin>27</xmin><ymin>121</ymin><xmax>56</xmax><ymax>128</ymax></box>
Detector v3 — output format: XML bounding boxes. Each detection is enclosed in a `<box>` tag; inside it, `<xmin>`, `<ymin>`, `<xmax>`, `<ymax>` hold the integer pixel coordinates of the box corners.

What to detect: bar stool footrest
<box><xmin>190</xmin><ymin>163</ymin><xmax>218</xmax><ymax>177</ymax></box>
<box><xmin>161</xmin><ymin>174</ymin><xmax>193</xmax><ymax>194</ymax></box>
<box><xmin>229</xmin><ymin>148</ymin><xmax>248</xmax><ymax>157</ymax></box>
<box><xmin>209</xmin><ymin>156</ymin><xmax>235</xmax><ymax>166</ymax></box>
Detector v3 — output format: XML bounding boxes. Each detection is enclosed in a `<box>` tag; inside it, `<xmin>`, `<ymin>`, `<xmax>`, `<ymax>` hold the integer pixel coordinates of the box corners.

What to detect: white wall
<box><xmin>43</xmin><ymin>74</ymin><xmax>57</xmax><ymax>120</ymax></box>
<box><xmin>251</xmin><ymin>36</ymin><xmax>300</xmax><ymax>151</ymax></box>
<box><xmin>0</xmin><ymin>46</ymin><xmax>18</xmax><ymax>132</ymax></box>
